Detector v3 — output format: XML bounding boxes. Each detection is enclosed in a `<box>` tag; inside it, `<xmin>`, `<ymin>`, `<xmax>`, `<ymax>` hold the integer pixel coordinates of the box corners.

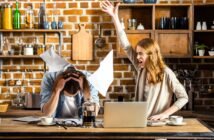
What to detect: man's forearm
<box><xmin>42</xmin><ymin>90</ymin><xmax>61</xmax><ymax>116</ymax></box>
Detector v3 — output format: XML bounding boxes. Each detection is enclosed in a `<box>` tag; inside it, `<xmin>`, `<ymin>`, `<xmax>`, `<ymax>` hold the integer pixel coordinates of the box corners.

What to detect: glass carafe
<box><xmin>82</xmin><ymin>100</ymin><xmax>97</xmax><ymax>128</ymax></box>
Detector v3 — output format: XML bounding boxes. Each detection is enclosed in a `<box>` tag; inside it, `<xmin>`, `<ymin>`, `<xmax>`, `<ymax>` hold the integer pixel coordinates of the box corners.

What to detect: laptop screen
<box><xmin>103</xmin><ymin>102</ymin><xmax>148</xmax><ymax>128</ymax></box>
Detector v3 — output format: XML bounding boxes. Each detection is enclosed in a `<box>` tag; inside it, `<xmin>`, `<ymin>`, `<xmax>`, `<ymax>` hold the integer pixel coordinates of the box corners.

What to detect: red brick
<box><xmin>86</xmin><ymin>10</ymin><xmax>103</xmax><ymax>15</ymax></box>
<box><xmin>68</xmin><ymin>16</ymin><xmax>77</xmax><ymax>22</ymax></box>
<box><xmin>114</xmin><ymin>65</ymin><xmax>129</xmax><ymax>71</ymax></box>
<box><xmin>64</xmin><ymin>10</ymin><xmax>83</xmax><ymax>15</ymax></box>
<box><xmin>80</xmin><ymin>2</ymin><xmax>88</xmax><ymax>8</ymax></box>
<box><xmin>91</xmin><ymin>2</ymin><xmax>100</xmax><ymax>8</ymax></box>
<box><xmin>69</xmin><ymin>3</ymin><xmax>78</xmax><ymax>8</ymax></box>
<box><xmin>80</xmin><ymin>16</ymin><xmax>89</xmax><ymax>22</ymax></box>
<box><xmin>120</xmin><ymin>79</ymin><xmax>135</xmax><ymax>85</ymax></box>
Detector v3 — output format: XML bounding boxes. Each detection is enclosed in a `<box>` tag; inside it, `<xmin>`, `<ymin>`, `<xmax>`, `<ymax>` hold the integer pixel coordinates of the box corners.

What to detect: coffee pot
<box><xmin>82</xmin><ymin>100</ymin><xmax>97</xmax><ymax>128</ymax></box>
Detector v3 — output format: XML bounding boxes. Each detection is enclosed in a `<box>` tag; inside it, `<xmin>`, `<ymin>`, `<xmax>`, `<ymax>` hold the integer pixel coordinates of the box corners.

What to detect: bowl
<box><xmin>144</xmin><ymin>0</ymin><xmax>157</xmax><ymax>3</ymax></box>
<box><xmin>208</xmin><ymin>51</ymin><xmax>214</xmax><ymax>56</ymax></box>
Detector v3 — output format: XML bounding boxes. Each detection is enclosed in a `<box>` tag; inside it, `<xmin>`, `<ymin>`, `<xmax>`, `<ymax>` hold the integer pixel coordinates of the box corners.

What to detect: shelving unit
<box><xmin>0</xmin><ymin>29</ymin><xmax>64</xmax><ymax>76</ymax></box>
<box><xmin>117</xmin><ymin>3</ymin><xmax>193</xmax><ymax>58</ymax></box>
<box><xmin>193</xmin><ymin>3</ymin><xmax>214</xmax><ymax>58</ymax></box>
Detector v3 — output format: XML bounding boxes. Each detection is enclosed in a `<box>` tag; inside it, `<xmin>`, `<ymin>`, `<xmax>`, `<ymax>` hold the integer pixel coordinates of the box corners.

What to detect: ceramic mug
<box><xmin>40</xmin><ymin>116</ymin><xmax>53</xmax><ymax>125</ymax></box>
<box><xmin>169</xmin><ymin>115</ymin><xmax>183</xmax><ymax>124</ymax></box>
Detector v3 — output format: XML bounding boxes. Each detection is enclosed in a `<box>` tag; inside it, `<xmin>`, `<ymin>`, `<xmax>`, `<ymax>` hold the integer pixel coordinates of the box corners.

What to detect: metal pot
<box><xmin>24</xmin><ymin>93</ymin><xmax>40</xmax><ymax>109</ymax></box>
<box><xmin>94</xmin><ymin>24</ymin><xmax>105</xmax><ymax>48</ymax></box>
<box><xmin>123</xmin><ymin>0</ymin><xmax>136</xmax><ymax>3</ymax></box>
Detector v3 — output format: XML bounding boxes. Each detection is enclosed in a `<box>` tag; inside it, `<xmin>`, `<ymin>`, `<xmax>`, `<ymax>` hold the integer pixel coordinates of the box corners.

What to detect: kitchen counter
<box><xmin>0</xmin><ymin>108</ymin><xmax>44</xmax><ymax>118</ymax></box>
<box><xmin>0</xmin><ymin>118</ymin><xmax>213</xmax><ymax>139</ymax></box>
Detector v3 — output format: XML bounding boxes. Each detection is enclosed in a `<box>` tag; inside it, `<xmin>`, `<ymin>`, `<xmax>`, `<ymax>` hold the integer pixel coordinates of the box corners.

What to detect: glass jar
<box><xmin>25</xmin><ymin>4</ymin><xmax>34</xmax><ymax>29</ymax></box>
<box><xmin>24</xmin><ymin>44</ymin><xmax>34</xmax><ymax>55</ymax></box>
<box><xmin>37</xmin><ymin>45</ymin><xmax>45</xmax><ymax>55</ymax></box>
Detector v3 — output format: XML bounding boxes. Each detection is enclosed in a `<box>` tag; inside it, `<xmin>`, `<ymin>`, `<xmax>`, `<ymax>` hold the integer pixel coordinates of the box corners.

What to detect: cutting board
<box><xmin>72</xmin><ymin>24</ymin><xmax>93</xmax><ymax>60</ymax></box>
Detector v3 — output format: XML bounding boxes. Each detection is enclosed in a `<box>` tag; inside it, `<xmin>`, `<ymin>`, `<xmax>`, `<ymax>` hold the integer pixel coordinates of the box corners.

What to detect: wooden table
<box><xmin>0</xmin><ymin>118</ymin><xmax>213</xmax><ymax>139</ymax></box>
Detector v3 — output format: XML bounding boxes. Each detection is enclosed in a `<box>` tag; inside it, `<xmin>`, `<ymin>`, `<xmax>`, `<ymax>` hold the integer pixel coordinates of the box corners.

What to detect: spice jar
<box><xmin>37</xmin><ymin>45</ymin><xmax>45</xmax><ymax>55</ymax></box>
<box><xmin>24</xmin><ymin>44</ymin><xmax>34</xmax><ymax>55</ymax></box>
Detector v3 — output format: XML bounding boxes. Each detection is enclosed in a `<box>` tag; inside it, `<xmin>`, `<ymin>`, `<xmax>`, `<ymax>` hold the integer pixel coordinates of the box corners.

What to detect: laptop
<box><xmin>103</xmin><ymin>102</ymin><xmax>148</xmax><ymax>128</ymax></box>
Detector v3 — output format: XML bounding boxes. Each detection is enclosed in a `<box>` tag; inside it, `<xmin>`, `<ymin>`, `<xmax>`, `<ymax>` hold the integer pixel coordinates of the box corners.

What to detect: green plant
<box><xmin>195</xmin><ymin>44</ymin><xmax>208</xmax><ymax>50</ymax></box>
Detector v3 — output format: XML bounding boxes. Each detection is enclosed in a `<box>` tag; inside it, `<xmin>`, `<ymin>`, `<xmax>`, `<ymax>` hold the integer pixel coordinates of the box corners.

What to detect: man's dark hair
<box><xmin>63</xmin><ymin>66</ymin><xmax>84</xmax><ymax>94</ymax></box>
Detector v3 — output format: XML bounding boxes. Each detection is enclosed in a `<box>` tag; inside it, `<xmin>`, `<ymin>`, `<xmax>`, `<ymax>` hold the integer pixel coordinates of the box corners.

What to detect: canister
<box><xmin>37</xmin><ymin>45</ymin><xmax>45</xmax><ymax>55</ymax></box>
<box><xmin>3</xmin><ymin>4</ymin><xmax>13</xmax><ymax>29</ymax></box>
<box><xmin>24</xmin><ymin>45</ymin><xmax>34</xmax><ymax>55</ymax></box>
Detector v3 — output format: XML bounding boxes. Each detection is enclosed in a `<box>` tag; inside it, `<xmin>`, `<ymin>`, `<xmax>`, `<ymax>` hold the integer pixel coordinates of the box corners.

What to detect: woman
<box><xmin>100</xmin><ymin>0</ymin><xmax>188</xmax><ymax>121</ymax></box>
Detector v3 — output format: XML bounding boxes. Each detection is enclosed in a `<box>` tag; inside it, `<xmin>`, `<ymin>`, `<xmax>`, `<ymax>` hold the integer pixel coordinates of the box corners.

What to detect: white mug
<box><xmin>196</xmin><ymin>21</ymin><xmax>201</xmax><ymax>30</ymax></box>
<box><xmin>40</xmin><ymin>116</ymin><xmax>53</xmax><ymax>125</ymax></box>
<box><xmin>202</xmin><ymin>21</ymin><xmax>207</xmax><ymax>30</ymax></box>
<box><xmin>169</xmin><ymin>115</ymin><xmax>183</xmax><ymax>124</ymax></box>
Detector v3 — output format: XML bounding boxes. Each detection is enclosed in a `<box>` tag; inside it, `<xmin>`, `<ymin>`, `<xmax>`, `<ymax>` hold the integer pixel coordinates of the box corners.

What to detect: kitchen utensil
<box><xmin>144</xmin><ymin>0</ymin><xmax>157</xmax><ymax>3</ymax></box>
<box><xmin>123</xmin><ymin>0</ymin><xmax>136</xmax><ymax>3</ymax></box>
<box><xmin>72</xmin><ymin>24</ymin><xmax>93</xmax><ymax>60</ymax></box>
<box><xmin>24</xmin><ymin>93</ymin><xmax>40</xmax><ymax>109</ymax></box>
<box><xmin>95</xmin><ymin>24</ymin><xmax>105</xmax><ymax>48</ymax></box>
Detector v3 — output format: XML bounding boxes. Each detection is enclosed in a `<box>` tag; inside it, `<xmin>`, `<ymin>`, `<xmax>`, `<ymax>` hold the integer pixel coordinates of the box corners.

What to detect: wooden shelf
<box><xmin>192</xmin><ymin>56</ymin><xmax>214</xmax><ymax>58</ymax></box>
<box><xmin>0</xmin><ymin>55</ymin><xmax>41</xmax><ymax>59</ymax></box>
<box><xmin>155</xmin><ymin>30</ymin><xmax>191</xmax><ymax>33</ymax></box>
<box><xmin>120</xmin><ymin>3</ymin><xmax>192</xmax><ymax>6</ymax></box>
<box><xmin>194</xmin><ymin>30</ymin><xmax>214</xmax><ymax>33</ymax></box>
<box><xmin>0</xmin><ymin>29</ymin><xmax>65</xmax><ymax>33</ymax></box>
<box><xmin>125</xmin><ymin>30</ymin><xmax>153</xmax><ymax>33</ymax></box>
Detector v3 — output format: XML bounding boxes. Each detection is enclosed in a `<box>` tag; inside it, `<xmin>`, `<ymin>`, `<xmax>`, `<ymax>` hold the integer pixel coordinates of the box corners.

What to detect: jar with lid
<box><xmin>24</xmin><ymin>44</ymin><xmax>34</xmax><ymax>55</ymax></box>
<box><xmin>37</xmin><ymin>45</ymin><xmax>45</xmax><ymax>55</ymax></box>
<box><xmin>25</xmin><ymin>4</ymin><xmax>34</xmax><ymax>29</ymax></box>
<box><xmin>3</xmin><ymin>4</ymin><xmax>13</xmax><ymax>29</ymax></box>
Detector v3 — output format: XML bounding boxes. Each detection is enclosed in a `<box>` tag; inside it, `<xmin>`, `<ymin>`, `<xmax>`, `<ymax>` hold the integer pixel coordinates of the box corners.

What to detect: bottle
<box><xmin>38</xmin><ymin>3</ymin><xmax>45</xmax><ymax>29</ymax></box>
<box><xmin>120</xmin><ymin>18</ymin><xmax>125</xmax><ymax>30</ymax></box>
<box><xmin>3</xmin><ymin>4</ymin><xmax>13</xmax><ymax>29</ymax></box>
<box><xmin>25</xmin><ymin>4</ymin><xmax>34</xmax><ymax>29</ymax></box>
<box><xmin>33</xmin><ymin>37</ymin><xmax>39</xmax><ymax>55</ymax></box>
<box><xmin>13</xmin><ymin>1</ymin><xmax>21</xmax><ymax>29</ymax></box>
<box><xmin>194</xmin><ymin>42</ymin><xmax>199</xmax><ymax>55</ymax></box>
<box><xmin>0</xmin><ymin>4</ymin><xmax>2</xmax><ymax>29</ymax></box>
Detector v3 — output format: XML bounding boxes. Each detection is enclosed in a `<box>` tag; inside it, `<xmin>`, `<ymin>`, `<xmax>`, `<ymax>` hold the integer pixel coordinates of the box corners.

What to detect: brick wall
<box><xmin>0</xmin><ymin>0</ymin><xmax>213</xmax><ymax>111</ymax></box>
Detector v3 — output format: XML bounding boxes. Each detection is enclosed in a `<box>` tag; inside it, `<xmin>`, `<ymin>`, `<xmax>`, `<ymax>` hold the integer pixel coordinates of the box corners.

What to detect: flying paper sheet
<box><xmin>40</xmin><ymin>47</ymin><xmax>70</xmax><ymax>72</ymax></box>
<box><xmin>88</xmin><ymin>50</ymin><xmax>114</xmax><ymax>97</ymax></box>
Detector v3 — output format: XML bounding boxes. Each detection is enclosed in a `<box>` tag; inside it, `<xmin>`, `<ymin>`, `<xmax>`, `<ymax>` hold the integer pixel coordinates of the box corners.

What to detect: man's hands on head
<box><xmin>53</xmin><ymin>73</ymin><xmax>73</xmax><ymax>94</ymax></box>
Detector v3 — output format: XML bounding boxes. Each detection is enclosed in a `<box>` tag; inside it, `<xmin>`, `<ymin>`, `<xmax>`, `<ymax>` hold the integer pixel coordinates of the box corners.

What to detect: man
<box><xmin>40</xmin><ymin>65</ymin><xmax>99</xmax><ymax>118</ymax></box>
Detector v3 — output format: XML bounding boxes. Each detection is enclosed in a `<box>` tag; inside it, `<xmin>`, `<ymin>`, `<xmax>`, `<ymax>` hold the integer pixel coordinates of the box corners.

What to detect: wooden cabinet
<box><xmin>155</xmin><ymin>30</ymin><xmax>192</xmax><ymax>57</ymax></box>
<box><xmin>117</xmin><ymin>3</ymin><xmax>193</xmax><ymax>58</ymax></box>
<box><xmin>193</xmin><ymin>4</ymin><xmax>214</xmax><ymax>58</ymax></box>
<box><xmin>117</xmin><ymin>30</ymin><xmax>154</xmax><ymax>57</ymax></box>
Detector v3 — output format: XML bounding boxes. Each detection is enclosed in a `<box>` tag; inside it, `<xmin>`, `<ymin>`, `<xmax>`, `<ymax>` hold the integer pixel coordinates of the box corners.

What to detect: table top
<box><xmin>0</xmin><ymin>118</ymin><xmax>213</xmax><ymax>139</ymax></box>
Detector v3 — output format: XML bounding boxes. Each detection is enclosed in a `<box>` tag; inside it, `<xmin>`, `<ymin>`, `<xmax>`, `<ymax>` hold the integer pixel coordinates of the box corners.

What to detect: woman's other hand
<box><xmin>100</xmin><ymin>0</ymin><xmax>120</xmax><ymax>18</ymax></box>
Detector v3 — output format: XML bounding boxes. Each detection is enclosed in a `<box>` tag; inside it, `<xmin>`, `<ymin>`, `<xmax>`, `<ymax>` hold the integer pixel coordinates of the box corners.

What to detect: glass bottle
<box><xmin>3</xmin><ymin>4</ymin><xmax>13</xmax><ymax>29</ymax></box>
<box><xmin>25</xmin><ymin>4</ymin><xmax>34</xmax><ymax>29</ymax></box>
<box><xmin>120</xmin><ymin>18</ymin><xmax>125</xmax><ymax>30</ymax></box>
<box><xmin>33</xmin><ymin>37</ymin><xmax>39</xmax><ymax>55</ymax></box>
<box><xmin>194</xmin><ymin>42</ymin><xmax>199</xmax><ymax>56</ymax></box>
<box><xmin>38</xmin><ymin>3</ymin><xmax>45</xmax><ymax>29</ymax></box>
<box><xmin>13</xmin><ymin>1</ymin><xmax>21</xmax><ymax>29</ymax></box>
<box><xmin>0</xmin><ymin>4</ymin><xmax>2</xmax><ymax>29</ymax></box>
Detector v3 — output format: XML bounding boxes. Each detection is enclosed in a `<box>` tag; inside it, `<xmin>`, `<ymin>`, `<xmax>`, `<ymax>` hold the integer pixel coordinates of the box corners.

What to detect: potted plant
<box><xmin>195</xmin><ymin>44</ymin><xmax>208</xmax><ymax>56</ymax></box>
